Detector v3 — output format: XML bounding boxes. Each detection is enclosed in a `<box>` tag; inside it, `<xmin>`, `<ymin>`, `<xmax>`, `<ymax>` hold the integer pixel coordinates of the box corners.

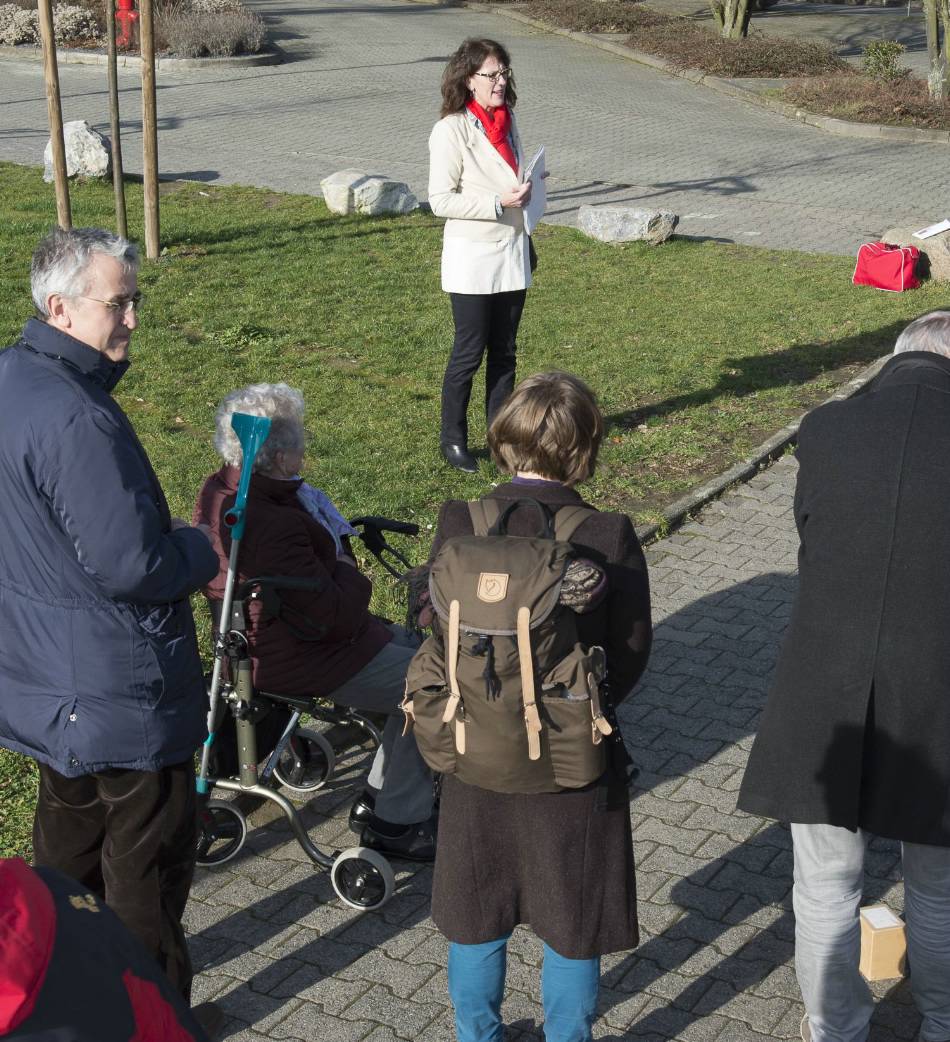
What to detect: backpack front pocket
<box><xmin>540</xmin><ymin>695</ymin><xmax>607</xmax><ymax>788</ymax></box>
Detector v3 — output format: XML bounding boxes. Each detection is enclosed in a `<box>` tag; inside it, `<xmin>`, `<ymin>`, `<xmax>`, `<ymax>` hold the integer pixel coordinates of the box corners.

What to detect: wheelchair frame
<box><xmin>194</xmin><ymin>412</ymin><xmax>419</xmax><ymax>911</ymax></box>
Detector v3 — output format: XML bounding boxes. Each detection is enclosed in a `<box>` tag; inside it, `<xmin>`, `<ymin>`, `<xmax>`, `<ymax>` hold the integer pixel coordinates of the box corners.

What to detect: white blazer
<box><xmin>428</xmin><ymin>111</ymin><xmax>532</xmax><ymax>295</ymax></box>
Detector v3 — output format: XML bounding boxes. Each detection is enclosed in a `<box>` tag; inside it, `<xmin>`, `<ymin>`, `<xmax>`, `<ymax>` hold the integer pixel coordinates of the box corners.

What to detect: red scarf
<box><xmin>466</xmin><ymin>100</ymin><xmax>517</xmax><ymax>173</ymax></box>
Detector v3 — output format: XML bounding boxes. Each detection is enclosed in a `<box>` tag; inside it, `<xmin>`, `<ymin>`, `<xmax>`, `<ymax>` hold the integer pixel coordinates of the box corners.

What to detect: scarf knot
<box><xmin>466</xmin><ymin>100</ymin><xmax>517</xmax><ymax>173</ymax></box>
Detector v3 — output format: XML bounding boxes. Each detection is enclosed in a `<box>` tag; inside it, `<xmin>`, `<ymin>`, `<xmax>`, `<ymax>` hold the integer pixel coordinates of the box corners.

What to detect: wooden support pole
<box><xmin>106</xmin><ymin>0</ymin><xmax>128</xmax><ymax>238</ymax></box>
<box><xmin>37</xmin><ymin>0</ymin><xmax>71</xmax><ymax>229</ymax></box>
<box><xmin>139</xmin><ymin>0</ymin><xmax>159</xmax><ymax>259</ymax></box>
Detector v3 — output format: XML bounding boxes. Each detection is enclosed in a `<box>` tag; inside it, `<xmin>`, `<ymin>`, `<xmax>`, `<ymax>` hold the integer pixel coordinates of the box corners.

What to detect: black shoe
<box><xmin>348</xmin><ymin>790</ymin><xmax>377</xmax><ymax>835</ymax></box>
<box><xmin>192</xmin><ymin>1001</ymin><xmax>225</xmax><ymax>1040</ymax></box>
<box><xmin>360</xmin><ymin>819</ymin><xmax>436</xmax><ymax>862</ymax></box>
<box><xmin>440</xmin><ymin>442</ymin><xmax>478</xmax><ymax>473</ymax></box>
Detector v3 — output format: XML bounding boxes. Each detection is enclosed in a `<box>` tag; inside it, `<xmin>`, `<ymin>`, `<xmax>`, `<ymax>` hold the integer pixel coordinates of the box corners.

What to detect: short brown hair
<box><xmin>488</xmin><ymin>372</ymin><xmax>603</xmax><ymax>486</ymax></box>
<box><xmin>440</xmin><ymin>38</ymin><xmax>517</xmax><ymax>118</ymax></box>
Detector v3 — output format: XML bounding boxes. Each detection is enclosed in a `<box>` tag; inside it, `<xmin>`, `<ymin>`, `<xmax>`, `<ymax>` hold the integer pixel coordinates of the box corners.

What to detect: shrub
<box><xmin>154</xmin><ymin>0</ymin><xmax>263</xmax><ymax>56</ymax></box>
<box><xmin>190</xmin><ymin>0</ymin><xmax>243</xmax><ymax>13</ymax></box>
<box><xmin>0</xmin><ymin>1</ymin><xmax>100</xmax><ymax>44</ymax></box>
<box><xmin>52</xmin><ymin>2</ymin><xmax>100</xmax><ymax>42</ymax></box>
<box><xmin>524</xmin><ymin>0</ymin><xmax>656</xmax><ymax>34</ymax></box>
<box><xmin>862</xmin><ymin>39</ymin><xmax>906</xmax><ymax>81</ymax></box>
<box><xmin>0</xmin><ymin>3</ymin><xmax>38</xmax><ymax>44</ymax></box>
<box><xmin>784</xmin><ymin>71</ymin><xmax>950</xmax><ymax>130</ymax></box>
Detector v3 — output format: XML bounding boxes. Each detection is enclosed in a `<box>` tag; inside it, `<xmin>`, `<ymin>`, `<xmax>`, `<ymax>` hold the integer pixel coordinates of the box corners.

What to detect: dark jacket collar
<box><xmin>875</xmin><ymin>350</ymin><xmax>950</xmax><ymax>392</ymax></box>
<box><xmin>20</xmin><ymin>317</ymin><xmax>130</xmax><ymax>393</ymax></box>
<box><xmin>218</xmin><ymin>465</ymin><xmax>304</xmax><ymax>504</ymax></box>
<box><xmin>487</xmin><ymin>480</ymin><xmax>590</xmax><ymax>508</ymax></box>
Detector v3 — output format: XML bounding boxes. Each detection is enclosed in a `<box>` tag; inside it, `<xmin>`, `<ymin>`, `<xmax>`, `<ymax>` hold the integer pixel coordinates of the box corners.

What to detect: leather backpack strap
<box><xmin>468</xmin><ymin>499</ymin><xmax>502</xmax><ymax>537</ymax></box>
<box><xmin>552</xmin><ymin>505</ymin><xmax>596</xmax><ymax>544</ymax></box>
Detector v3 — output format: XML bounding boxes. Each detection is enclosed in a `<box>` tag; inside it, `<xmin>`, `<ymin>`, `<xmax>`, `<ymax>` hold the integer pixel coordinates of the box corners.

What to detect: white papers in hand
<box><xmin>913</xmin><ymin>218</ymin><xmax>950</xmax><ymax>239</ymax></box>
<box><xmin>521</xmin><ymin>145</ymin><xmax>546</xmax><ymax>236</ymax></box>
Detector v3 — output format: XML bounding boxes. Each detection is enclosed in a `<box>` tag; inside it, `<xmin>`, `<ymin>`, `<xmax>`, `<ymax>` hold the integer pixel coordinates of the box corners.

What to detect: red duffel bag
<box><xmin>853</xmin><ymin>241</ymin><xmax>921</xmax><ymax>292</ymax></box>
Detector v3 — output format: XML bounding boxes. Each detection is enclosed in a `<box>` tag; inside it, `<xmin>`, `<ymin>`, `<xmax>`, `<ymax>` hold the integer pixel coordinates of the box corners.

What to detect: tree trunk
<box><xmin>924</xmin><ymin>0</ymin><xmax>947</xmax><ymax>100</ymax></box>
<box><xmin>708</xmin><ymin>0</ymin><xmax>752</xmax><ymax>39</ymax></box>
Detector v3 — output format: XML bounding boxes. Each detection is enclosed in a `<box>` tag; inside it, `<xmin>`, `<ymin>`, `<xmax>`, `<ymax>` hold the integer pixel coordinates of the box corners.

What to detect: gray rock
<box><xmin>320</xmin><ymin>169</ymin><xmax>418</xmax><ymax>216</ymax></box>
<box><xmin>577</xmin><ymin>205</ymin><xmax>678</xmax><ymax>245</ymax></box>
<box><xmin>44</xmin><ymin>120</ymin><xmax>110</xmax><ymax>182</ymax></box>
<box><xmin>882</xmin><ymin>224</ymin><xmax>950</xmax><ymax>283</ymax></box>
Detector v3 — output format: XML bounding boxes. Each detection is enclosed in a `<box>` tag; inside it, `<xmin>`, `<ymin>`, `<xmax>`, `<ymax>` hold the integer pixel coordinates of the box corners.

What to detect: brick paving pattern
<box><xmin>0</xmin><ymin>0</ymin><xmax>947</xmax><ymax>253</ymax></box>
<box><xmin>184</xmin><ymin>454</ymin><xmax>918</xmax><ymax>1042</ymax></box>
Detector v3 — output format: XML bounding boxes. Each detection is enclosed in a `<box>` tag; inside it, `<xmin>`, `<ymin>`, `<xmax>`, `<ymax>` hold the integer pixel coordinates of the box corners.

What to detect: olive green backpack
<box><xmin>402</xmin><ymin>499</ymin><xmax>614</xmax><ymax>794</ymax></box>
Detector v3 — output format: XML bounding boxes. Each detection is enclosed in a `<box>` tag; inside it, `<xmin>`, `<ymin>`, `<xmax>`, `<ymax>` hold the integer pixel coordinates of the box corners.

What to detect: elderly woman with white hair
<box><xmin>194</xmin><ymin>382</ymin><xmax>436</xmax><ymax>861</ymax></box>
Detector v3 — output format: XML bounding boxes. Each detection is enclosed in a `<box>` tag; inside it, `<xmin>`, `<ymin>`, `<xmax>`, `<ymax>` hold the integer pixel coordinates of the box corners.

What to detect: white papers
<box><xmin>861</xmin><ymin>905</ymin><xmax>903</xmax><ymax>930</ymax></box>
<box><xmin>914</xmin><ymin>218</ymin><xmax>950</xmax><ymax>239</ymax></box>
<box><xmin>521</xmin><ymin>145</ymin><xmax>546</xmax><ymax>236</ymax></box>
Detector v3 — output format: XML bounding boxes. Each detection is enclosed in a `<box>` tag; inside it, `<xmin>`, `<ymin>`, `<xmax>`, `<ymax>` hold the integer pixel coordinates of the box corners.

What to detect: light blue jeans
<box><xmin>792</xmin><ymin>822</ymin><xmax>950</xmax><ymax>1042</ymax></box>
<box><xmin>447</xmin><ymin>934</ymin><xmax>600</xmax><ymax>1042</ymax></box>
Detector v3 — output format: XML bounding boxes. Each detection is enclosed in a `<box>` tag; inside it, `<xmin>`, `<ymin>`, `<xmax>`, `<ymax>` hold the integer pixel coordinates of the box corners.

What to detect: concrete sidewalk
<box><xmin>186</xmin><ymin>455</ymin><xmax>915</xmax><ymax>1042</ymax></box>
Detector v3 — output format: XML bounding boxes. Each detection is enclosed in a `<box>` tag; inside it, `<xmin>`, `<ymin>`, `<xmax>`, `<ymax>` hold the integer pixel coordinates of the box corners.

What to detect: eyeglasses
<box><xmin>473</xmin><ymin>68</ymin><xmax>512</xmax><ymax>84</ymax></box>
<box><xmin>75</xmin><ymin>291</ymin><xmax>144</xmax><ymax>315</ymax></box>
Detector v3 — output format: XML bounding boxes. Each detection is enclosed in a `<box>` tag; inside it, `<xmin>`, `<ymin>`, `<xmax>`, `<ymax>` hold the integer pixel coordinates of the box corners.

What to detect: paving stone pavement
<box><xmin>185</xmin><ymin>452</ymin><xmax>917</xmax><ymax>1042</ymax></box>
<box><xmin>1</xmin><ymin>0</ymin><xmax>948</xmax><ymax>254</ymax></box>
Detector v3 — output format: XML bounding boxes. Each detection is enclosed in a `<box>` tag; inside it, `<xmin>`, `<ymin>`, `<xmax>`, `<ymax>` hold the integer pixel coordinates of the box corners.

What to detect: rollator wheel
<box><xmin>273</xmin><ymin>728</ymin><xmax>335</xmax><ymax>793</ymax></box>
<box><xmin>196</xmin><ymin>800</ymin><xmax>247</xmax><ymax>866</ymax></box>
<box><xmin>330</xmin><ymin>847</ymin><xmax>395</xmax><ymax>911</ymax></box>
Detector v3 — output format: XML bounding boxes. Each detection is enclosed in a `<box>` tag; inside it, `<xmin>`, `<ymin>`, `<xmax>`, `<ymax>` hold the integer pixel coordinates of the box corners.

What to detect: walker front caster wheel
<box><xmin>273</xmin><ymin>728</ymin><xmax>335</xmax><ymax>794</ymax></box>
<box><xmin>196</xmin><ymin>799</ymin><xmax>247</xmax><ymax>866</ymax></box>
<box><xmin>330</xmin><ymin>847</ymin><xmax>395</xmax><ymax>910</ymax></box>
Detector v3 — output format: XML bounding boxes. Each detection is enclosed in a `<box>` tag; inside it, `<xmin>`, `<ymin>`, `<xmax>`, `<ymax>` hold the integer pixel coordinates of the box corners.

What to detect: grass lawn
<box><xmin>0</xmin><ymin>160</ymin><xmax>944</xmax><ymax>858</ymax></box>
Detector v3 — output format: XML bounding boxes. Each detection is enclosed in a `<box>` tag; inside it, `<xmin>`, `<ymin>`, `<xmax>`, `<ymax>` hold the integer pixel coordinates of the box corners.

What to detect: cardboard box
<box><xmin>859</xmin><ymin>904</ymin><xmax>907</xmax><ymax>981</ymax></box>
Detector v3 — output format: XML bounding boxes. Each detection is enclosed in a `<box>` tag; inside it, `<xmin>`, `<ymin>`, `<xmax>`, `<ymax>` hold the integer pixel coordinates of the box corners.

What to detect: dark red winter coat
<box><xmin>194</xmin><ymin>467</ymin><xmax>391</xmax><ymax>697</ymax></box>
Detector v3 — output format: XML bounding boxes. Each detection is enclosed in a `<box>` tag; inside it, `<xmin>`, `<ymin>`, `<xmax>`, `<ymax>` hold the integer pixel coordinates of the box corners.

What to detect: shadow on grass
<box><xmin>604</xmin><ymin>319</ymin><xmax>907</xmax><ymax>432</ymax></box>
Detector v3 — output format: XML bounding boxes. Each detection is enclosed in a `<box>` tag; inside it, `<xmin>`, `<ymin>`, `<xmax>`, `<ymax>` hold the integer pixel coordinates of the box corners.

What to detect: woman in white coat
<box><xmin>428</xmin><ymin>38</ymin><xmax>534</xmax><ymax>473</ymax></box>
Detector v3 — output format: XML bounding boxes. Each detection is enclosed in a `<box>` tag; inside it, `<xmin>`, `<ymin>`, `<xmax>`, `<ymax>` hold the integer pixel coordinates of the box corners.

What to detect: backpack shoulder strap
<box><xmin>468</xmin><ymin>499</ymin><xmax>502</xmax><ymax>537</ymax></box>
<box><xmin>553</xmin><ymin>505</ymin><xmax>596</xmax><ymax>544</ymax></box>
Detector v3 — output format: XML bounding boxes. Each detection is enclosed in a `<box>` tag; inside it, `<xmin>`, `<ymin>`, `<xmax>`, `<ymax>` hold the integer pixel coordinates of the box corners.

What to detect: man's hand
<box><xmin>171</xmin><ymin>518</ymin><xmax>212</xmax><ymax>542</ymax></box>
<box><xmin>500</xmin><ymin>182</ymin><xmax>532</xmax><ymax>209</ymax></box>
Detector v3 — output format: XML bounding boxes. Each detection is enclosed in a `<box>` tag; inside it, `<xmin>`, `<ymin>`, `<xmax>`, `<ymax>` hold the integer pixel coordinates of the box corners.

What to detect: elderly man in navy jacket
<box><xmin>0</xmin><ymin>228</ymin><xmax>219</xmax><ymax>1008</ymax></box>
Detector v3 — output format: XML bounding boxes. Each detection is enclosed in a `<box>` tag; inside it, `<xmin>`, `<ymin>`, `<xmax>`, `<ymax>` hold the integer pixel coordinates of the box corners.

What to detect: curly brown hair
<box><xmin>439</xmin><ymin>37</ymin><xmax>517</xmax><ymax>118</ymax></box>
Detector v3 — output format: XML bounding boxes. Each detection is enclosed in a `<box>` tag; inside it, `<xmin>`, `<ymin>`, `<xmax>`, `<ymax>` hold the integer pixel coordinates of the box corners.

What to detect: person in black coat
<box><xmin>737</xmin><ymin>311</ymin><xmax>950</xmax><ymax>1042</ymax></box>
<box><xmin>423</xmin><ymin>371</ymin><xmax>652</xmax><ymax>1042</ymax></box>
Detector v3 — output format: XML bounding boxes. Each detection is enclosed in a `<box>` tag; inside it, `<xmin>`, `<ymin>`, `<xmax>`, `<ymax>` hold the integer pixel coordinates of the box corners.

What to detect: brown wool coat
<box><xmin>428</xmin><ymin>481</ymin><xmax>652</xmax><ymax>958</ymax></box>
<box><xmin>193</xmin><ymin>467</ymin><xmax>391</xmax><ymax>697</ymax></box>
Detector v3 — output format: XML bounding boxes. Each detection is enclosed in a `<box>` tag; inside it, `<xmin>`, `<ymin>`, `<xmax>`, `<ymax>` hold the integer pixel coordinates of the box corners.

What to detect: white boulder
<box><xmin>320</xmin><ymin>170</ymin><xmax>418</xmax><ymax>216</ymax></box>
<box><xmin>44</xmin><ymin>120</ymin><xmax>110</xmax><ymax>182</ymax></box>
<box><xmin>882</xmin><ymin>225</ymin><xmax>950</xmax><ymax>283</ymax></box>
<box><xmin>577</xmin><ymin>205</ymin><xmax>678</xmax><ymax>245</ymax></box>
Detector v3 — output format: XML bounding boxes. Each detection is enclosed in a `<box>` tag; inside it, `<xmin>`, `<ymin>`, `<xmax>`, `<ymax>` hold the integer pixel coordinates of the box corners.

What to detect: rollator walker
<box><xmin>194</xmin><ymin>413</ymin><xmax>418</xmax><ymax>911</ymax></box>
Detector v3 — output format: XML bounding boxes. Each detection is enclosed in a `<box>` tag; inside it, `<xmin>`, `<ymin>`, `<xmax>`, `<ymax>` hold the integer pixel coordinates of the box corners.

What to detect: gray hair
<box><xmin>31</xmin><ymin>227</ymin><xmax>139</xmax><ymax>317</ymax></box>
<box><xmin>214</xmin><ymin>382</ymin><xmax>307</xmax><ymax>474</ymax></box>
<box><xmin>893</xmin><ymin>311</ymin><xmax>950</xmax><ymax>359</ymax></box>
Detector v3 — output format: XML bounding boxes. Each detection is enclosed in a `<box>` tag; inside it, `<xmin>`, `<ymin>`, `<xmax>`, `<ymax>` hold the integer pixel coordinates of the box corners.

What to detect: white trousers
<box><xmin>792</xmin><ymin>822</ymin><xmax>950</xmax><ymax>1042</ymax></box>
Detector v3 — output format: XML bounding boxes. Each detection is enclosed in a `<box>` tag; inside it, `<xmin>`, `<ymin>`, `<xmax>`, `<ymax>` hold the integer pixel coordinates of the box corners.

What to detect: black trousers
<box><xmin>33</xmin><ymin>760</ymin><xmax>198</xmax><ymax>1001</ymax></box>
<box><xmin>441</xmin><ymin>289</ymin><xmax>527</xmax><ymax>446</ymax></box>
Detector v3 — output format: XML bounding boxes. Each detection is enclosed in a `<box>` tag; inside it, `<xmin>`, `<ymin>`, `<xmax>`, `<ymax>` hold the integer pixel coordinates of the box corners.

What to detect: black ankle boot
<box><xmin>440</xmin><ymin>442</ymin><xmax>477</xmax><ymax>473</ymax></box>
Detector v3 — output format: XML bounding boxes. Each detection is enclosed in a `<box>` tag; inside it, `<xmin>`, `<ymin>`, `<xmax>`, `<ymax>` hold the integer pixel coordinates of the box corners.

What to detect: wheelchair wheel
<box><xmin>196</xmin><ymin>800</ymin><xmax>247</xmax><ymax>866</ymax></box>
<box><xmin>273</xmin><ymin>728</ymin><xmax>335</xmax><ymax>794</ymax></box>
<box><xmin>330</xmin><ymin>847</ymin><xmax>395</xmax><ymax>911</ymax></box>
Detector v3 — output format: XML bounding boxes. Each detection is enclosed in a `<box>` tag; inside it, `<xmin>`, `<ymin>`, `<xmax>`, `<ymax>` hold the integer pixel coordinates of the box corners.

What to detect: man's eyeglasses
<box><xmin>473</xmin><ymin>68</ymin><xmax>512</xmax><ymax>84</ymax></box>
<box><xmin>76</xmin><ymin>292</ymin><xmax>144</xmax><ymax>315</ymax></box>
